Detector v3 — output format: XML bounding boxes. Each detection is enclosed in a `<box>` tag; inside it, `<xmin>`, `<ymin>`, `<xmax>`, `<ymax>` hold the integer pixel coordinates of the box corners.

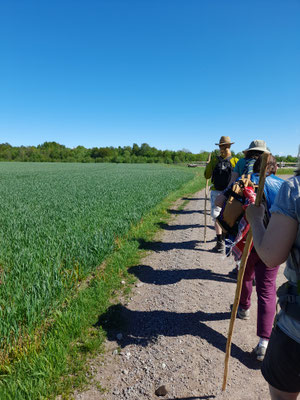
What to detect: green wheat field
<box><xmin>0</xmin><ymin>162</ymin><xmax>196</xmax><ymax>356</ymax></box>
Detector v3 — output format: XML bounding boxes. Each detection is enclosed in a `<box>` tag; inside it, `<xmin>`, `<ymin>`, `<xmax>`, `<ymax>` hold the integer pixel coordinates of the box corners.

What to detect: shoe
<box><xmin>237</xmin><ymin>307</ymin><xmax>250</xmax><ymax>320</ymax></box>
<box><xmin>211</xmin><ymin>241</ymin><xmax>224</xmax><ymax>253</ymax></box>
<box><xmin>229</xmin><ymin>267</ymin><xmax>238</xmax><ymax>278</ymax></box>
<box><xmin>252</xmin><ymin>343</ymin><xmax>267</xmax><ymax>361</ymax></box>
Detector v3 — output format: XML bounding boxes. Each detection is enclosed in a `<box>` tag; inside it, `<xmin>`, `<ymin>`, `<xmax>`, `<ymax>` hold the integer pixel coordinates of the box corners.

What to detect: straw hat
<box><xmin>215</xmin><ymin>136</ymin><xmax>234</xmax><ymax>146</ymax></box>
<box><xmin>243</xmin><ymin>140</ymin><xmax>270</xmax><ymax>154</ymax></box>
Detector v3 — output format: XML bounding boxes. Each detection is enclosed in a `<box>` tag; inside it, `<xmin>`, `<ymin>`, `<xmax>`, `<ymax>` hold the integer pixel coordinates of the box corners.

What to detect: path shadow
<box><xmin>168</xmin><ymin>209</ymin><xmax>201</xmax><ymax>215</ymax></box>
<box><xmin>128</xmin><ymin>265</ymin><xmax>236</xmax><ymax>285</ymax></box>
<box><xmin>167</xmin><ymin>397</ymin><xmax>215</xmax><ymax>400</ymax></box>
<box><xmin>168</xmin><ymin>209</ymin><xmax>210</xmax><ymax>216</ymax></box>
<box><xmin>196</xmin><ymin>247</ymin><xmax>229</xmax><ymax>254</ymax></box>
<box><xmin>95</xmin><ymin>305</ymin><xmax>261</xmax><ymax>370</ymax></box>
<box><xmin>202</xmin><ymin>238</ymin><xmax>216</xmax><ymax>243</ymax></box>
<box><xmin>157</xmin><ymin>222</ymin><xmax>214</xmax><ymax>231</ymax></box>
<box><xmin>138</xmin><ymin>238</ymin><xmax>201</xmax><ymax>252</ymax></box>
<box><xmin>182</xmin><ymin>197</ymin><xmax>206</xmax><ymax>201</ymax></box>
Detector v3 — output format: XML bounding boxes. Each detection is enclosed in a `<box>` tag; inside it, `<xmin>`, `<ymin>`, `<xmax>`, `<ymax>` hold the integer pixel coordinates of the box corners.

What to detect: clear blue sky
<box><xmin>0</xmin><ymin>0</ymin><xmax>299</xmax><ymax>156</ymax></box>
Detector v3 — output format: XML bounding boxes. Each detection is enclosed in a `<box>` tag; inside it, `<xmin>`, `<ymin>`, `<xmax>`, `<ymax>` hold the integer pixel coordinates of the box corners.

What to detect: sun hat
<box><xmin>243</xmin><ymin>140</ymin><xmax>270</xmax><ymax>154</ymax></box>
<box><xmin>215</xmin><ymin>136</ymin><xmax>234</xmax><ymax>146</ymax></box>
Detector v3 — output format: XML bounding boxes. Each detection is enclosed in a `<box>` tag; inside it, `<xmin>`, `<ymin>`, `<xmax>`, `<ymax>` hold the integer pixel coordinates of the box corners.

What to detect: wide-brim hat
<box><xmin>243</xmin><ymin>139</ymin><xmax>270</xmax><ymax>154</ymax></box>
<box><xmin>215</xmin><ymin>136</ymin><xmax>234</xmax><ymax>146</ymax></box>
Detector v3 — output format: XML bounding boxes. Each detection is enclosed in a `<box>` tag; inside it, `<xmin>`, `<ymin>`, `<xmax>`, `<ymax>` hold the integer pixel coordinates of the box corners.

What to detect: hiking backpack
<box><xmin>217</xmin><ymin>175</ymin><xmax>257</xmax><ymax>236</ymax></box>
<box><xmin>211</xmin><ymin>156</ymin><xmax>233</xmax><ymax>191</ymax></box>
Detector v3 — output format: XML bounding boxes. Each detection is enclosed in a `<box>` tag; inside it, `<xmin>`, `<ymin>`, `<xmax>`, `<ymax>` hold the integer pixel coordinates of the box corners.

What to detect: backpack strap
<box><xmin>277</xmin><ymin>282</ymin><xmax>300</xmax><ymax>321</ymax></box>
<box><xmin>226</xmin><ymin>188</ymin><xmax>245</xmax><ymax>203</ymax></box>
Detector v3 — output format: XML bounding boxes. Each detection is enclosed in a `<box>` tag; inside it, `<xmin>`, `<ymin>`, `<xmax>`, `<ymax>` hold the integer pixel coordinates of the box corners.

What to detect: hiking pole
<box><xmin>204</xmin><ymin>152</ymin><xmax>211</xmax><ymax>243</ymax></box>
<box><xmin>222</xmin><ymin>152</ymin><xmax>270</xmax><ymax>391</ymax></box>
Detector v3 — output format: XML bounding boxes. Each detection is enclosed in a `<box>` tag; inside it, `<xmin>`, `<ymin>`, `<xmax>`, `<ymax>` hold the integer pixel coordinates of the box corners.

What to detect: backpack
<box><xmin>217</xmin><ymin>175</ymin><xmax>257</xmax><ymax>236</ymax></box>
<box><xmin>211</xmin><ymin>156</ymin><xmax>233</xmax><ymax>191</ymax></box>
<box><xmin>218</xmin><ymin>173</ymin><xmax>284</xmax><ymax>259</ymax></box>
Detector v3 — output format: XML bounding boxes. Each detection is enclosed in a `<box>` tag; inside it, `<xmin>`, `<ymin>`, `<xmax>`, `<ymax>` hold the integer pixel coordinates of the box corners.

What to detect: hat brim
<box><xmin>215</xmin><ymin>142</ymin><xmax>234</xmax><ymax>146</ymax></box>
<box><xmin>243</xmin><ymin>147</ymin><xmax>270</xmax><ymax>154</ymax></box>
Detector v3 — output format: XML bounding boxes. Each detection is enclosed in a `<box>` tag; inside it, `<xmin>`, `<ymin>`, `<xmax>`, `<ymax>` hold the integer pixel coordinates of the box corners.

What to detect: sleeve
<box><xmin>233</xmin><ymin>159</ymin><xmax>243</xmax><ymax>175</ymax></box>
<box><xmin>232</xmin><ymin>157</ymin><xmax>239</xmax><ymax>167</ymax></box>
<box><xmin>270</xmin><ymin>179</ymin><xmax>298</xmax><ymax>222</ymax></box>
<box><xmin>204</xmin><ymin>158</ymin><xmax>216</xmax><ymax>179</ymax></box>
<box><xmin>229</xmin><ymin>157</ymin><xmax>237</xmax><ymax>168</ymax></box>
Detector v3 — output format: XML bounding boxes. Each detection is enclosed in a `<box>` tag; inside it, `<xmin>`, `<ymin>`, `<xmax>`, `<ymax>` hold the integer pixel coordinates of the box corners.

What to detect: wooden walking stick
<box><xmin>222</xmin><ymin>152</ymin><xmax>270</xmax><ymax>391</ymax></box>
<box><xmin>204</xmin><ymin>152</ymin><xmax>211</xmax><ymax>243</ymax></box>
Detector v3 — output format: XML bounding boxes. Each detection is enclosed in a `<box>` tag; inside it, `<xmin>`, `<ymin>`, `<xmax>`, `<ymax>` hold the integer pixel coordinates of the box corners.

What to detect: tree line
<box><xmin>0</xmin><ymin>142</ymin><xmax>297</xmax><ymax>164</ymax></box>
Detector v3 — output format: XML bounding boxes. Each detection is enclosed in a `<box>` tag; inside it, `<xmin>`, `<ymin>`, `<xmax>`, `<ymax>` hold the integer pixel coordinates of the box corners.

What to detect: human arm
<box><xmin>246</xmin><ymin>205</ymin><xmax>298</xmax><ymax>267</ymax></box>
<box><xmin>204</xmin><ymin>157</ymin><xmax>216</xmax><ymax>179</ymax></box>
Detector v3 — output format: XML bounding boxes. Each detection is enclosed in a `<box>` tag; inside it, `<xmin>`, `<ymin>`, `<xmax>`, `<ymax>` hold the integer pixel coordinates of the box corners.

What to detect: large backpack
<box><xmin>217</xmin><ymin>175</ymin><xmax>257</xmax><ymax>236</ymax></box>
<box><xmin>217</xmin><ymin>173</ymin><xmax>282</xmax><ymax>237</ymax></box>
<box><xmin>211</xmin><ymin>156</ymin><xmax>233</xmax><ymax>191</ymax></box>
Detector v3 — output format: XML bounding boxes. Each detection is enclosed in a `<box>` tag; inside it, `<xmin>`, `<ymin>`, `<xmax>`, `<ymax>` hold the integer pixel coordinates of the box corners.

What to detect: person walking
<box><xmin>230</xmin><ymin>139</ymin><xmax>270</xmax><ymax>184</ymax></box>
<box><xmin>237</xmin><ymin>155</ymin><xmax>284</xmax><ymax>361</ymax></box>
<box><xmin>246</xmin><ymin>149</ymin><xmax>300</xmax><ymax>399</ymax></box>
<box><xmin>204</xmin><ymin>136</ymin><xmax>238</xmax><ymax>253</ymax></box>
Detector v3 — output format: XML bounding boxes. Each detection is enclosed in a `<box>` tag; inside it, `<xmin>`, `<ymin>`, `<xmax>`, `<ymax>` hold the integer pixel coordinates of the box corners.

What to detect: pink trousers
<box><xmin>239</xmin><ymin>250</ymin><xmax>280</xmax><ymax>339</ymax></box>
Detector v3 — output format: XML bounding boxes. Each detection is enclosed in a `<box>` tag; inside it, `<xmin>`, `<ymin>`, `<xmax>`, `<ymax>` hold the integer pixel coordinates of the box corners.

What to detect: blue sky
<box><xmin>0</xmin><ymin>0</ymin><xmax>299</xmax><ymax>156</ymax></box>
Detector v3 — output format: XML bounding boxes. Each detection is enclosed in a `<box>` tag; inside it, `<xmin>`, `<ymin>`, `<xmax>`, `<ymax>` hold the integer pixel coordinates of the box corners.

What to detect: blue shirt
<box><xmin>270</xmin><ymin>176</ymin><xmax>300</xmax><ymax>343</ymax></box>
<box><xmin>251</xmin><ymin>173</ymin><xmax>284</xmax><ymax>213</ymax></box>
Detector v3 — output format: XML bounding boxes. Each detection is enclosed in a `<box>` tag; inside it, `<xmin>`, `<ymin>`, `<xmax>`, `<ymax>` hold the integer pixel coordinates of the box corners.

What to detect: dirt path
<box><xmin>74</xmin><ymin>188</ymin><xmax>286</xmax><ymax>400</ymax></box>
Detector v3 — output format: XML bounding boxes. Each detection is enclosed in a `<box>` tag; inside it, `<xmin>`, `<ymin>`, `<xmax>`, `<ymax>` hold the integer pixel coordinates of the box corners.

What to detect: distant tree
<box><xmin>132</xmin><ymin>143</ymin><xmax>140</xmax><ymax>155</ymax></box>
<box><xmin>0</xmin><ymin>141</ymin><xmax>293</xmax><ymax>165</ymax></box>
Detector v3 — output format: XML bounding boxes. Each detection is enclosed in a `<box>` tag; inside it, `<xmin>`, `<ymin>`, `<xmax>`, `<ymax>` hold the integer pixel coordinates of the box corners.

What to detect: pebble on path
<box><xmin>155</xmin><ymin>385</ymin><xmax>168</xmax><ymax>397</ymax></box>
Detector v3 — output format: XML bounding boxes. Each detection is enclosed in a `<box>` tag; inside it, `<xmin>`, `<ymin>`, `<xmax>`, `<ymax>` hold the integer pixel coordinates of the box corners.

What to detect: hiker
<box><xmin>230</xmin><ymin>139</ymin><xmax>270</xmax><ymax>184</ymax></box>
<box><xmin>215</xmin><ymin>139</ymin><xmax>270</xmax><ymax>224</ymax></box>
<box><xmin>246</xmin><ymin>152</ymin><xmax>300</xmax><ymax>400</ymax></box>
<box><xmin>236</xmin><ymin>155</ymin><xmax>284</xmax><ymax>361</ymax></box>
<box><xmin>204</xmin><ymin>136</ymin><xmax>239</xmax><ymax>253</ymax></box>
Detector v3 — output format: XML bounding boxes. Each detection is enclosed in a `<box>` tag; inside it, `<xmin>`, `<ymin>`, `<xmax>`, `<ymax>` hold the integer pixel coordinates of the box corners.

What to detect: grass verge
<box><xmin>277</xmin><ymin>168</ymin><xmax>295</xmax><ymax>175</ymax></box>
<box><xmin>0</xmin><ymin>169</ymin><xmax>205</xmax><ymax>400</ymax></box>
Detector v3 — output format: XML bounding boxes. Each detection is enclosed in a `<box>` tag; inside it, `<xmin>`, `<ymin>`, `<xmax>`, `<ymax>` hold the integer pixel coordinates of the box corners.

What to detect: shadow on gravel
<box><xmin>128</xmin><ymin>265</ymin><xmax>236</xmax><ymax>284</ymax></box>
<box><xmin>201</xmin><ymin>238</ymin><xmax>216</xmax><ymax>243</ymax></box>
<box><xmin>181</xmin><ymin>197</ymin><xmax>206</xmax><ymax>201</ymax></box>
<box><xmin>167</xmin><ymin>397</ymin><xmax>215</xmax><ymax>399</ymax></box>
<box><xmin>157</xmin><ymin>222</ymin><xmax>214</xmax><ymax>231</ymax></box>
<box><xmin>95</xmin><ymin>305</ymin><xmax>261</xmax><ymax>370</ymax></box>
<box><xmin>168</xmin><ymin>209</ymin><xmax>203</xmax><ymax>215</ymax></box>
<box><xmin>138</xmin><ymin>238</ymin><xmax>203</xmax><ymax>252</ymax></box>
<box><xmin>196</xmin><ymin>247</ymin><xmax>228</xmax><ymax>253</ymax></box>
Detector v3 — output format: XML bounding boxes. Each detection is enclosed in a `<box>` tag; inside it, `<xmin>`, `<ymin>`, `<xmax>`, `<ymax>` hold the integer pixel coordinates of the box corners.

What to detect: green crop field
<box><xmin>0</xmin><ymin>162</ymin><xmax>198</xmax><ymax>361</ymax></box>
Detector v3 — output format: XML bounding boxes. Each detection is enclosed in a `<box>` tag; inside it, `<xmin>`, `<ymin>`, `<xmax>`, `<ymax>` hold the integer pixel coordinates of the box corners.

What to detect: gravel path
<box><xmin>74</xmin><ymin>188</ymin><xmax>285</xmax><ymax>400</ymax></box>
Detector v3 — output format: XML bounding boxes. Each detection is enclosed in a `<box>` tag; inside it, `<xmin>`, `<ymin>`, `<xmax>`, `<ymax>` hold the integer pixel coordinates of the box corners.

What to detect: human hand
<box><xmin>246</xmin><ymin>204</ymin><xmax>265</xmax><ymax>223</ymax></box>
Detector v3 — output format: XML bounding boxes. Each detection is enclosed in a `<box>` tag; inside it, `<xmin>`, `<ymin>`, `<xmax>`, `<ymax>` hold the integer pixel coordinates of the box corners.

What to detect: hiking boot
<box><xmin>211</xmin><ymin>241</ymin><xmax>224</xmax><ymax>253</ymax></box>
<box><xmin>252</xmin><ymin>343</ymin><xmax>267</xmax><ymax>361</ymax></box>
<box><xmin>237</xmin><ymin>307</ymin><xmax>250</xmax><ymax>320</ymax></box>
<box><xmin>229</xmin><ymin>266</ymin><xmax>238</xmax><ymax>278</ymax></box>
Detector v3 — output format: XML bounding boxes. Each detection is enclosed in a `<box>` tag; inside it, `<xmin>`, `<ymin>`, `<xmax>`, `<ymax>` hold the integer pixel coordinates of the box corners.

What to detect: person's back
<box><xmin>246</xmin><ymin>154</ymin><xmax>300</xmax><ymax>399</ymax></box>
<box><xmin>204</xmin><ymin>136</ymin><xmax>238</xmax><ymax>252</ymax></box>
